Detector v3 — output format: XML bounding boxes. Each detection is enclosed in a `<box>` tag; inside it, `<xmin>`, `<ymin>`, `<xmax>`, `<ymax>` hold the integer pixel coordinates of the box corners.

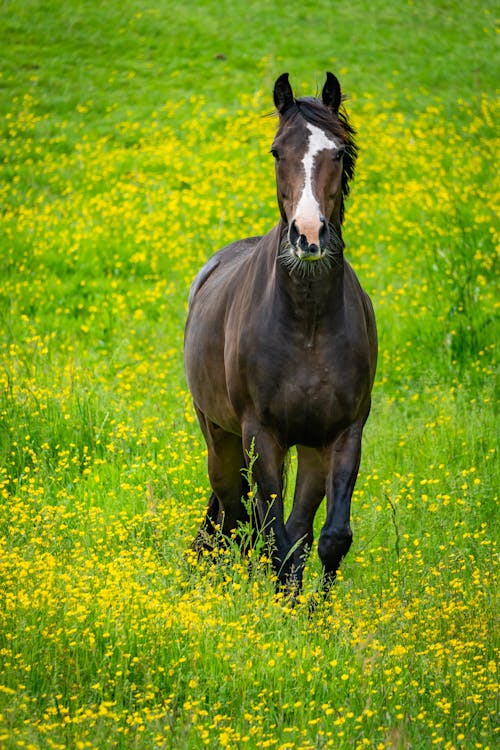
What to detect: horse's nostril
<box><xmin>319</xmin><ymin>218</ymin><xmax>329</xmax><ymax>249</ymax></box>
<box><xmin>289</xmin><ymin>219</ymin><xmax>300</xmax><ymax>247</ymax></box>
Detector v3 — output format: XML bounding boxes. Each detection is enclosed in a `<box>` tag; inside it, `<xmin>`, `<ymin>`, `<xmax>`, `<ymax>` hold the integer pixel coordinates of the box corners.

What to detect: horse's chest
<box><xmin>251</xmin><ymin>343</ymin><xmax>365</xmax><ymax>445</ymax></box>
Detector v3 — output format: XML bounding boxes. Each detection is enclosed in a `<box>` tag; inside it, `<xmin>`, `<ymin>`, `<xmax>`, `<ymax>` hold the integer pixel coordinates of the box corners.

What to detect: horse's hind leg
<box><xmin>190</xmin><ymin>491</ymin><xmax>222</xmax><ymax>554</ymax></box>
<box><xmin>318</xmin><ymin>424</ymin><xmax>362</xmax><ymax>592</ymax></box>
<box><xmin>192</xmin><ymin>408</ymin><xmax>251</xmax><ymax>553</ymax></box>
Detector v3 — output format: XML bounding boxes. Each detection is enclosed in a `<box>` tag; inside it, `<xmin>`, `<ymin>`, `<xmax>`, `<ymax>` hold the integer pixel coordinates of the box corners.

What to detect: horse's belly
<box><xmin>184</xmin><ymin>336</ymin><xmax>241</xmax><ymax>434</ymax></box>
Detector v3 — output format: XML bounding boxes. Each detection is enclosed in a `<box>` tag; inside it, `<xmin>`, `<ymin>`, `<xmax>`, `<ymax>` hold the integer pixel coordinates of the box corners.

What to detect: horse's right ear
<box><xmin>273</xmin><ymin>73</ymin><xmax>294</xmax><ymax>115</ymax></box>
<box><xmin>322</xmin><ymin>72</ymin><xmax>342</xmax><ymax>113</ymax></box>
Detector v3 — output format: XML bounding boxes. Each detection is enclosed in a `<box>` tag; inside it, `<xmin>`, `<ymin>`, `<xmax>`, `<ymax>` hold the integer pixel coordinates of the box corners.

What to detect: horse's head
<box><xmin>272</xmin><ymin>72</ymin><xmax>357</xmax><ymax>270</ymax></box>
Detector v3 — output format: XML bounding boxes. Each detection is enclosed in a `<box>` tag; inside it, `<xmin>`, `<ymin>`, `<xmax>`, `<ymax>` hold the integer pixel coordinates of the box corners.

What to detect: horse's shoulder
<box><xmin>344</xmin><ymin>261</ymin><xmax>372</xmax><ymax>304</ymax></box>
<box><xmin>188</xmin><ymin>236</ymin><xmax>262</xmax><ymax>307</ymax></box>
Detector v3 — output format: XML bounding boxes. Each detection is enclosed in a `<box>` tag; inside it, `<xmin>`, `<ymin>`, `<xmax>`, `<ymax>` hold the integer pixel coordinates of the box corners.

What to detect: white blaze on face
<box><xmin>293</xmin><ymin>123</ymin><xmax>339</xmax><ymax>245</ymax></box>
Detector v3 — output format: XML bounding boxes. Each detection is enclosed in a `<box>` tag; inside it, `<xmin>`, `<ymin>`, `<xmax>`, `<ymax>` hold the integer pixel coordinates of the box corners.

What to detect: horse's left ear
<box><xmin>274</xmin><ymin>73</ymin><xmax>294</xmax><ymax>115</ymax></box>
<box><xmin>322</xmin><ymin>72</ymin><xmax>342</xmax><ymax>113</ymax></box>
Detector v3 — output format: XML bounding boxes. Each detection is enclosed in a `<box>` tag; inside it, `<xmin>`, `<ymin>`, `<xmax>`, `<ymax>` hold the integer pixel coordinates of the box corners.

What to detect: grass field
<box><xmin>0</xmin><ymin>1</ymin><xmax>498</xmax><ymax>748</ymax></box>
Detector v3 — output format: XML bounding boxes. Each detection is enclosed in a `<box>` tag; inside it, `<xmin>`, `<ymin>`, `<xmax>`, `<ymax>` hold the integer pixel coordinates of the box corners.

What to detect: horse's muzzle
<box><xmin>289</xmin><ymin>217</ymin><xmax>329</xmax><ymax>260</ymax></box>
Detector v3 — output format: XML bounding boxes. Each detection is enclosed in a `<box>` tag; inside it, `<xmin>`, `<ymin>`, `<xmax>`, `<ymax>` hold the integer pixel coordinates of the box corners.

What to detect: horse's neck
<box><xmin>280</xmin><ymin>267</ymin><xmax>345</xmax><ymax>327</ymax></box>
<box><xmin>272</xmin><ymin>223</ymin><xmax>345</xmax><ymax>325</ymax></box>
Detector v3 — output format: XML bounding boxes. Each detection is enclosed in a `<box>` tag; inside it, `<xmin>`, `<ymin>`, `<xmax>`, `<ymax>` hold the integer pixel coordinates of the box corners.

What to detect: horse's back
<box><xmin>188</xmin><ymin>236</ymin><xmax>261</xmax><ymax>309</ymax></box>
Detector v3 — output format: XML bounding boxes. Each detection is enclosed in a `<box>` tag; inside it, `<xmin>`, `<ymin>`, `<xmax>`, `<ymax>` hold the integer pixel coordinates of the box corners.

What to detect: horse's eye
<box><xmin>270</xmin><ymin>148</ymin><xmax>281</xmax><ymax>161</ymax></box>
<box><xmin>333</xmin><ymin>147</ymin><xmax>346</xmax><ymax>162</ymax></box>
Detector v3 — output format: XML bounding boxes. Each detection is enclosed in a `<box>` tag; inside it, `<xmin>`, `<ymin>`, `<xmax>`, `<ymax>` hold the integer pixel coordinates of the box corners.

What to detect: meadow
<box><xmin>0</xmin><ymin>1</ymin><xmax>498</xmax><ymax>748</ymax></box>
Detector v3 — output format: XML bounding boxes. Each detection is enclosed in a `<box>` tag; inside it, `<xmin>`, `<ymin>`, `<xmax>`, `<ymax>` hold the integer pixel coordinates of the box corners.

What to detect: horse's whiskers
<box><xmin>278</xmin><ymin>224</ymin><xmax>344</xmax><ymax>278</ymax></box>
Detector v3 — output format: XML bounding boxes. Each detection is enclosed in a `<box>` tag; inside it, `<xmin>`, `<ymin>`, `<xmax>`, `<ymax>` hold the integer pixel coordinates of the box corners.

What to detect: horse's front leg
<box><xmin>318</xmin><ymin>423</ymin><xmax>362</xmax><ymax>593</ymax></box>
<box><xmin>242</xmin><ymin>424</ymin><xmax>292</xmax><ymax>588</ymax></box>
<box><xmin>285</xmin><ymin>446</ymin><xmax>326</xmax><ymax>591</ymax></box>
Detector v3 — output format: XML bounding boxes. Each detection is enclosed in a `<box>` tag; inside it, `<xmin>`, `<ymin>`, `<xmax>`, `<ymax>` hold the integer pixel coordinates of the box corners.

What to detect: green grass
<box><xmin>0</xmin><ymin>1</ymin><xmax>498</xmax><ymax>748</ymax></box>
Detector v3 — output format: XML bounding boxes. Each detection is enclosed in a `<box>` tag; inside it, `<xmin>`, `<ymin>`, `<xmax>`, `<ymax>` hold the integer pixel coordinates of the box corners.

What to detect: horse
<box><xmin>184</xmin><ymin>72</ymin><xmax>377</xmax><ymax>593</ymax></box>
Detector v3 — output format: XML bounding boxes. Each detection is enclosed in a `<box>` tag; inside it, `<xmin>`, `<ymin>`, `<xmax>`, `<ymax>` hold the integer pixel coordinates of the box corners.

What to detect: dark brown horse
<box><xmin>184</xmin><ymin>73</ymin><xmax>377</xmax><ymax>592</ymax></box>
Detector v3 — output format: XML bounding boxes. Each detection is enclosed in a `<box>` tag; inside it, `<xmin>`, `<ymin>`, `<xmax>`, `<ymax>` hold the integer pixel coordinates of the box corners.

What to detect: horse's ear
<box><xmin>322</xmin><ymin>72</ymin><xmax>342</xmax><ymax>113</ymax></box>
<box><xmin>273</xmin><ymin>72</ymin><xmax>294</xmax><ymax>115</ymax></box>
